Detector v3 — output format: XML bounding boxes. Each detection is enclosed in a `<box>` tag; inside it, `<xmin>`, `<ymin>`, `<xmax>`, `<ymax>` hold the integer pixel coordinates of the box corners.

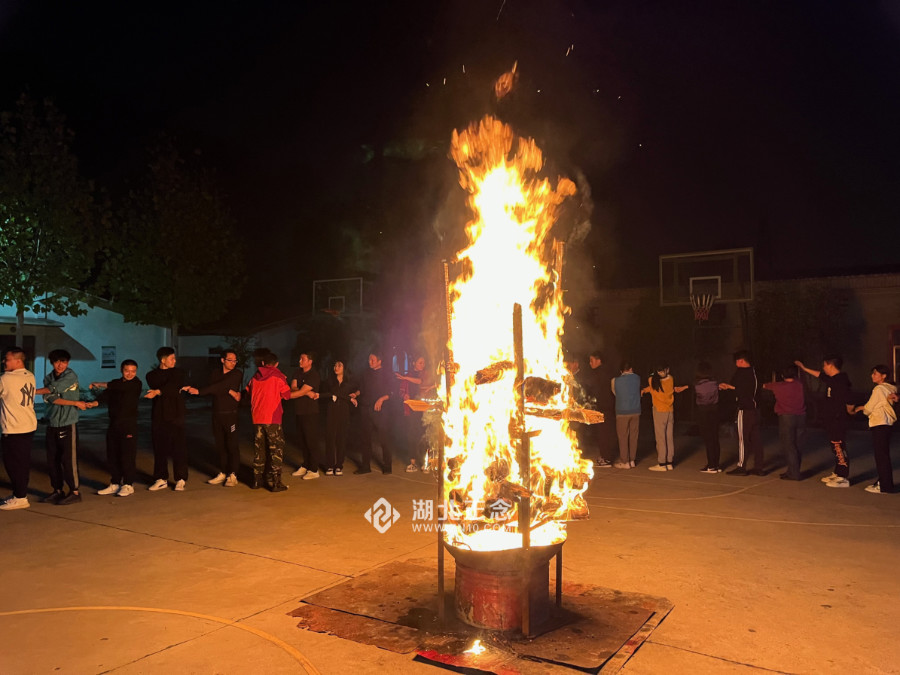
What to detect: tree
<box><xmin>749</xmin><ymin>284</ymin><xmax>863</xmax><ymax>379</ymax></box>
<box><xmin>0</xmin><ymin>94</ymin><xmax>98</xmax><ymax>343</ymax></box>
<box><xmin>97</xmin><ymin>137</ymin><xmax>245</xmax><ymax>340</ymax></box>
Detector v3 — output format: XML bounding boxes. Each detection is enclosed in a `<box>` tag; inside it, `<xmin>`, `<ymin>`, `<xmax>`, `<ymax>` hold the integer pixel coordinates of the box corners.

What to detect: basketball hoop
<box><xmin>690</xmin><ymin>294</ymin><xmax>714</xmax><ymax>323</ymax></box>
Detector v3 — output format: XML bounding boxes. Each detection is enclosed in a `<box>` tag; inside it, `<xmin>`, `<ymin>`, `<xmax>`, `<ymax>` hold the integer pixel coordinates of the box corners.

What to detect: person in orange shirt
<box><xmin>641</xmin><ymin>364</ymin><xmax>688</xmax><ymax>471</ymax></box>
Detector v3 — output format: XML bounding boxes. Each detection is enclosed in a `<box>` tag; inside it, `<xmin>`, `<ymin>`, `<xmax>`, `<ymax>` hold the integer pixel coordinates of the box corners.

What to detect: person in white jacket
<box><xmin>0</xmin><ymin>347</ymin><xmax>38</xmax><ymax>510</ymax></box>
<box><xmin>851</xmin><ymin>365</ymin><xmax>897</xmax><ymax>494</ymax></box>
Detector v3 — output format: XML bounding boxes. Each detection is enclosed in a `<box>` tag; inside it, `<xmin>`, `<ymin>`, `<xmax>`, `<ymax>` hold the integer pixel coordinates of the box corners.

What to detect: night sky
<box><xmin>3</xmin><ymin>1</ymin><xmax>900</xmax><ymax>308</ymax></box>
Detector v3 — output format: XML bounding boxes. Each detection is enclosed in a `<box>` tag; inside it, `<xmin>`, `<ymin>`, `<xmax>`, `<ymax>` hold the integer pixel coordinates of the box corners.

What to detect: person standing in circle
<box><xmin>851</xmin><ymin>365</ymin><xmax>897</xmax><ymax>494</ymax></box>
<box><xmin>694</xmin><ymin>361</ymin><xmax>722</xmax><ymax>473</ymax></box>
<box><xmin>323</xmin><ymin>359</ymin><xmax>358</xmax><ymax>476</ymax></box>
<box><xmin>642</xmin><ymin>363</ymin><xmax>689</xmax><ymax>471</ymax></box>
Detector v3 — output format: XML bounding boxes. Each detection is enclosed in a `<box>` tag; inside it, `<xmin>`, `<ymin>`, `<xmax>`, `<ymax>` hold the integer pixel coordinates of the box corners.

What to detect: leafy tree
<box><xmin>0</xmin><ymin>94</ymin><xmax>98</xmax><ymax>343</ymax></box>
<box><xmin>97</xmin><ymin>137</ymin><xmax>245</xmax><ymax>340</ymax></box>
<box><xmin>220</xmin><ymin>335</ymin><xmax>258</xmax><ymax>369</ymax></box>
<box><xmin>749</xmin><ymin>284</ymin><xmax>863</xmax><ymax>379</ymax></box>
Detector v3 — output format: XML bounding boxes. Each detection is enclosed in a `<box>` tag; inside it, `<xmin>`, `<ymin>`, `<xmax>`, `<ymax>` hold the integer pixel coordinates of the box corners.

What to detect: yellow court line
<box><xmin>0</xmin><ymin>606</ymin><xmax>321</xmax><ymax>675</ymax></box>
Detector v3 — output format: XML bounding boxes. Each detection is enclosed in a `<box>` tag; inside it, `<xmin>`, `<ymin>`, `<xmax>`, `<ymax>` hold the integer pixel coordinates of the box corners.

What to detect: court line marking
<box><xmin>585</xmin><ymin>479</ymin><xmax>769</xmax><ymax>502</ymax></box>
<box><xmin>587</xmin><ymin>502</ymin><xmax>900</xmax><ymax>527</ymax></box>
<box><xmin>18</xmin><ymin>510</ymin><xmax>353</xmax><ymax>579</ymax></box>
<box><xmin>0</xmin><ymin>606</ymin><xmax>321</xmax><ymax>674</ymax></box>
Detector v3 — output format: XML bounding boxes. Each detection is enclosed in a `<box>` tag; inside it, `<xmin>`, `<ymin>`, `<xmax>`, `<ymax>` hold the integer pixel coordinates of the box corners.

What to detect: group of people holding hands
<box><xmin>0</xmin><ymin>344</ymin><xmax>432</xmax><ymax>510</ymax></box>
<box><xmin>577</xmin><ymin>349</ymin><xmax>896</xmax><ymax>494</ymax></box>
<box><xmin>2</xmin><ymin>343</ymin><xmax>895</xmax><ymax>511</ymax></box>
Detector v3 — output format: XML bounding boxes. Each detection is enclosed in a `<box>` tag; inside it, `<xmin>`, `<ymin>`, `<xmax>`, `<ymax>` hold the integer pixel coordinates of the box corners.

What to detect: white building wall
<box><xmin>0</xmin><ymin>301</ymin><xmax>169</xmax><ymax>388</ymax></box>
<box><xmin>177</xmin><ymin>335</ymin><xmax>230</xmax><ymax>358</ymax></box>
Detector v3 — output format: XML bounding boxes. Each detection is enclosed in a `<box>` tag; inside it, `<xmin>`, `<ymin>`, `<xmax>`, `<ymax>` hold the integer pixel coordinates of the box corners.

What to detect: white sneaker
<box><xmin>117</xmin><ymin>484</ymin><xmax>135</xmax><ymax>497</ymax></box>
<box><xmin>406</xmin><ymin>463</ymin><xmax>418</xmax><ymax>472</ymax></box>
<box><xmin>865</xmin><ymin>482</ymin><xmax>883</xmax><ymax>494</ymax></box>
<box><xmin>302</xmin><ymin>471</ymin><xmax>320</xmax><ymax>481</ymax></box>
<box><xmin>291</xmin><ymin>467</ymin><xmax>308</xmax><ymax>477</ymax></box>
<box><xmin>207</xmin><ymin>472</ymin><xmax>226</xmax><ymax>485</ymax></box>
<box><xmin>613</xmin><ymin>461</ymin><xmax>631</xmax><ymax>469</ymax></box>
<box><xmin>174</xmin><ymin>479</ymin><xmax>186</xmax><ymax>491</ymax></box>
<box><xmin>666</xmin><ymin>464</ymin><xmax>674</xmax><ymax>471</ymax></box>
<box><xmin>334</xmin><ymin>468</ymin><xmax>343</xmax><ymax>476</ymax></box>
<box><xmin>826</xmin><ymin>478</ymin><xmax>850</xmax><ymax>488</ymax></box>
<box><xmin>649</xmin><ymin>464</ymin><xmax>668</xmax><ymax>472</ymax></box>
<box><xmin>629</xmin><ymin>460</ymin><xmax>636</xmax><ymax>468</ymax></box>
<box><xmin>98</xmin><ymin>483</ymin><xmax>120</xmax><ymax>495</ymax></box>
<box><xmin>325</xmin><ymin>468</ymin><xmax>334</xmax><ymax>475</ymax></box>
<box><xmin>820</xmin><ymin>472</ymin><xmax>839</xmax><ymax>483</ymax></box>
<box><xmin>148</xmin><ymin>479</ymin><xmax>168</xmax><ymax>491</ymax></box>
<box><xmin>0</xmin><ymin>496</ymin><xmax>29</xmax><ymax>510</ymax></box>
<box><xmin>224</xmin><ymin>473</ymin><xmax>238</xmax><ymax>487</ymax></box>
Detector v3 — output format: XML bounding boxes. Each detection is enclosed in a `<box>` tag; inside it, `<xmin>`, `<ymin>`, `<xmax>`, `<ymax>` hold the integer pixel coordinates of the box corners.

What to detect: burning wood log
<box><xmin>474</xmin><ymin>360</ymin><xmax>515</xmax><ymax>384</ymax></box>
<box><xmin>524</xmin><ymin>406</ymin><xmax>604</xmax><ymax>424</ymax></box>
<box><xmin>404</xmin><ymin>399</ymin><xmax>444</xmax><ymax>412</ymax></box>
<box><xmin>496</xmin><ymin>478</ymin><xmax>532</xmax><ymax>501</ymax></box>
<box><xmin>523</xmin><ymin>376</ymin><xmax>561</xmax><ymax>405</ymax></box>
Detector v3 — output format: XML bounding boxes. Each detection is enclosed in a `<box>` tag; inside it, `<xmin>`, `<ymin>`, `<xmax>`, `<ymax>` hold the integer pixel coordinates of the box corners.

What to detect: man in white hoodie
<box><xmin>0</xmin><ymin>347</ymin><xmax>38</xmax><ymax>510</ymax></box>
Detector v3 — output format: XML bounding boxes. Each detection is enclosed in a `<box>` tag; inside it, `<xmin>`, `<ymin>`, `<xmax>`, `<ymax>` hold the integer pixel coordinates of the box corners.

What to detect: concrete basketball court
<box><xmin>2</xmin><ymin>401</ymin><xmax>898</xmax><ymax>674</ymax></box>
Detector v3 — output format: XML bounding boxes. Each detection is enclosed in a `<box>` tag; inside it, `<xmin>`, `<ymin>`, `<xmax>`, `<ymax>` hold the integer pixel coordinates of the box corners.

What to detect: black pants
<box><xmin>212</xmin><ymin>413</ymin><xmax>240</xmax><ymax>475</ymax></box>
<box><xmin>824</xmin><ymin>418</ymin><xmax>849</xmax><ymax>478</ymax></box>
<box><xmin>295</xmin><ymin>414</ymin><xmax>321</xmax><ymax>472</ymax></box>
<box><xmin>585</xmin><ymin>408</ymin><xmax>614</xmax><ymax>461</ymax></box>
<box><xmin>405</xmin><ymin>411</ymin><xmax>426</xmax><ymax>464</ymax></box>
<box><xmin>696</xmin><ymin>405</ymin><xmax>720</xmax><ymax>468</ymax></box>
<box><xmin>151</xmin><ymin>421</ymin><xmax>187</xmax><ymax>482</ymax></box>
<box><xmin>107</xmin><ymin>422</ymin><xmax>137</xmax><ymax>485</ymax></box>
<box><xmin>359</xmin><ymin>408</ymin><xmax>391</xmax><ymax>471</ymax></box>
<box><xmin>2</xmin><ymin>432</ymin><xmax>33</xmax><ymax>498</ymax></box>
<box><xmin>46</xmin><ymin>424</ymin><xmax>79</xmax><ymax>492</ymax></box>
<box><xmin>736</xmin><ymin>408</ymin><xmax>764</xmax><ymax>470</ymax></box>
<box><xmin>779</xmin><ymin>414</ymin><xmax>805</xmax><ymax>479</ymax></box>
<box><xmin>872</xmin><ymin>424</ymin><xmax>894</xmax><ymax>493</ymax></box>
<box><xmin>325</xmin><ymin>406</ymin><xmax>350</xmax><ymax>470</ymax></box>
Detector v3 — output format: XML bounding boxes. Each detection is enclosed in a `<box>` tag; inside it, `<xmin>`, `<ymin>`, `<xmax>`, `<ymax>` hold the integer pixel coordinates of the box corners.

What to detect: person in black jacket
<box><xmin>187</xmin><ymin>350</ymin><xmax>243</xmax><ymax>487</ymax></box>
<box><xmin>719</xmin><ymin>350</ymin><xmax>764</xmax><ymax>476</ymax></box>
<box><xmin>90</xmin><ymin>359</ymin><xmax>143</xmax><ymax>497</ymax></box>
<box><xmin>356</xmin><ymin>349</ymin><xmax>394</xmax><ymax>474</ymax></box>
<box><xmin>795</xmin><ymin>355</ymin><xmax>854</xmax><ymax>487</ymax></box>
<box><xmin>290</xmin><ymin>351</ymin><xmax>323</xmax><ymax>480</ymax></box>
<box><xmin>145</xmin><ymin>347</ymin><xmax>190</xmax><ymax>491</ymax></box>
<box><xmin>577</xmin><ymin>351</ymin><xmax>614</xmax><ymax>468</ymax></box>
<box><xmin>323</xmin><ymin>359</ymin><xmax>359</xmax><ymax>476</ymax></box>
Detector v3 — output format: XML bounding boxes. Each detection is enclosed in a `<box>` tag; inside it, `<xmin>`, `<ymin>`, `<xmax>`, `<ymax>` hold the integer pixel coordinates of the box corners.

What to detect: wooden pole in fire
<box><xmin>553</xmin><ymin>238</ymin><xmax>565</xmax><ymax>609</ymax></box>
<box><xmin>513</xmin><ymin>302</ymin><xmax>532</xmax><ymax>637</ymax></box>
<box><xmin>437</xmin><ymin>260</ymin><xmax>452</xmax><ymax>626</ymax></box>
<box><xmin>554</xmin><ymin>239</ymin><xmax>565</xmax><ymax>287</ymax></box>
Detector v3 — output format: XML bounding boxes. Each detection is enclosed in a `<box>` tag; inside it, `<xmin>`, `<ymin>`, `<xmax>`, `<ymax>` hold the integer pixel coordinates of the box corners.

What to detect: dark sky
<box><xmin>3</xmin><ymin>0</ymin><xmax>900</xmax><ymax>297</ymax></box>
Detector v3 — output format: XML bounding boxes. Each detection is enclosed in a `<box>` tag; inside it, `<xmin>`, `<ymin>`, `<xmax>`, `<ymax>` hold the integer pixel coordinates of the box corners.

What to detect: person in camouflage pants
<box><xmin>254</xmin><ymin>424</ymin><xmax>285</xmax><ymax>488</ymax></box>
<box><xmin>246</xmin><ymin>351</ymin><xmax>304</xmax><ymax>492</ymax></box>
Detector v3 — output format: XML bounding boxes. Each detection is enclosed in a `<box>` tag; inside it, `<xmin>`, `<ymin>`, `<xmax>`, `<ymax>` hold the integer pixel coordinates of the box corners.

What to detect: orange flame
<box><xmin>441</xmin><ymin>105</ymin><xmax>593</xmax><ymax>552</ymax></box>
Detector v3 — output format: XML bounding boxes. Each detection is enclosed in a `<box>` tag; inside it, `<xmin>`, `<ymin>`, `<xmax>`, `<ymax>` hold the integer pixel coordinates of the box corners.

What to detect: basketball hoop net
<box><xmin>690</xmin><ymin>294</ymin><xmax>715</xmax><ymax>323</ymax></box>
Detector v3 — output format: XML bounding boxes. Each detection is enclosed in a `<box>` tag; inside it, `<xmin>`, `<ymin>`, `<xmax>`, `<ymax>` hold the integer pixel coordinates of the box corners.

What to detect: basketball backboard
<box><xmin>659</xmin><ymin>248</ymin><xmax>753</xmax><ymax>306</ymax></box>
<box><xmin>312</xmin><ymin>277</ymin><xmax>364</xmax><ymax>316</ymax></box>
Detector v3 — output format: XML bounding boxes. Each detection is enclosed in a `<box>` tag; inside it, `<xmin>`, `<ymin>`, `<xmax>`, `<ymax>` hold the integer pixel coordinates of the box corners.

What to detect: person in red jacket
<box><xmin>245</xmin><ymin>351</ymin><xmax>305</xmax><ymax>492</ymax></box>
